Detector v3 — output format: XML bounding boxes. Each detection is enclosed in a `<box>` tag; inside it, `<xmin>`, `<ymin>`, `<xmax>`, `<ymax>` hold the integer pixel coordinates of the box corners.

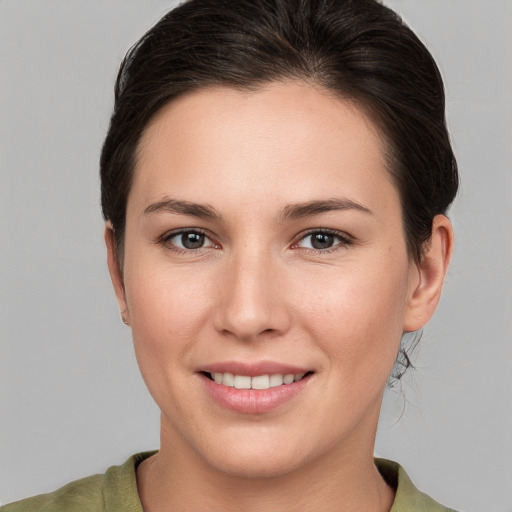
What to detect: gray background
<box><xmin>1</xmin><ymin>1</ymin><xmax>511</xmax><ymax>510</ymax></box>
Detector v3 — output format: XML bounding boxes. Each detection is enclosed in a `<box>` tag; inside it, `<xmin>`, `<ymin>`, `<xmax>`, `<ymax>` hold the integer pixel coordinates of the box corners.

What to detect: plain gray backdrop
<box><xmin>1</xmin><ymin>1</ymin><xmax>511</xmax><ymax>510</ymax></box>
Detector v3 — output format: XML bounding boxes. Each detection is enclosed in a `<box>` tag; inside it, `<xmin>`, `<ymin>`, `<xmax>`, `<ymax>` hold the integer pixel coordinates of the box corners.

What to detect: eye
<box><xmin>163</xmin><ymin>229</ymin><xmax>216</xmax><ymax>251</ymax></box>
<box><xmin>295</xmin><ymin>230</ymin><xmax>351</xmax><ymax>251</ymax></box>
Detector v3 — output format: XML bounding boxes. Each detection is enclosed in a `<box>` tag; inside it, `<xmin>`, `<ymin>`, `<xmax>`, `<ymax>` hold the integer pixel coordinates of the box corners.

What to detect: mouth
<box><xmin>201</xmin><ymin>371</ymin><xmax>314</xmax><ymax>390</ymax></box>
<box><xmin>199</xmin><ymin>365</ymin><xmax>314</xmax><ymax>413</ymax></box>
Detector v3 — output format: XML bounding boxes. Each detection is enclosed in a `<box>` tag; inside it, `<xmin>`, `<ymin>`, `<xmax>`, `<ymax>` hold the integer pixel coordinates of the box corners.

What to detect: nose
<box><xmin>213</xmin><ymin>249</ymin><xmax>292</xmax><ymax>341</ymax></box>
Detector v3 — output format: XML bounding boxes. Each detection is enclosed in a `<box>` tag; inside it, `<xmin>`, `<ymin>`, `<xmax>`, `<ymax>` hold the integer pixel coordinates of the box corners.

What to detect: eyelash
<box><xmin>159</xmin><ymin>228</ymin><xmax>218</xmax><ymax>254</ymax></box>
<box><xmin>292</xmin><ymin>229</ymin><xmax>353</xmax><ymax>254</ymax></box>
<box><xmin>158</xmin><ymin>228</ymin><xmax>353</xmax><ymax>254</ymax></box>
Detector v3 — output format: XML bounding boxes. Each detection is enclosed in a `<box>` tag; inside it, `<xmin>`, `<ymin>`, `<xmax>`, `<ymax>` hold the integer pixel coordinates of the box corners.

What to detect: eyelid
<box><xmin>157</xmin><ymin>227</ymin><xmax>352</xmax><ymax>254</ymax></box>
<box><xmin>292</xmin><ymin>228</ymin><xmax>354</xmax><ymax>252</ymax></box>
<box><xmin>158</xmin><ymin>227</ymin><xmax>220</xmax><ymax>251</ymax></box>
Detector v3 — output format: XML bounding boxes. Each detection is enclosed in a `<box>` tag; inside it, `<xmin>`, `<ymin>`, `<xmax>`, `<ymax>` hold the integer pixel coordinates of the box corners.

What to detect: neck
<box><xmin>137</xmin><ymin>417</ymin><xmax>394</xmax><ymax>512</ymax></box>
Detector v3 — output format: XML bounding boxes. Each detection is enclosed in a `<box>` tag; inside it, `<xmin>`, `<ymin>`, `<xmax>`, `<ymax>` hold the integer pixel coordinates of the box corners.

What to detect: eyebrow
<box><xmin>144</xmin><ymin>198</ymin><xmax>223</xmax><ymax>221</ymax></box>
<box><xmin>143</xmin><ymin>197</ymin><xmax>371</xmax><ymax>222</ymax></box>
<box><xmin>280</xmin><ymin>198</ymin><xmax>372</xmax><ymax>221</ymax></box>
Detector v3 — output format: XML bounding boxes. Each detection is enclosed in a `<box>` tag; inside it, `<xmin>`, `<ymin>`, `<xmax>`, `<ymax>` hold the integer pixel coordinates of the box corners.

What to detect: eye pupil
<box><xmin>311</xmin><ymin>233</ymin><xmax>334</xmax><ymax>250</ymax></box>
<box><xmin>182</xmin><ymin>232</ymin><xmax>205</xmax><ymax>249</ymax></box>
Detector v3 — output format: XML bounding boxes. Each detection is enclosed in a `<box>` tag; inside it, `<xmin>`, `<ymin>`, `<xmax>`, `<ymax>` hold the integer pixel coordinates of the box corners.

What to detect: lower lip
<box><xmin>200</xmin><ymin>373</ymin><xmax>312</xmax><ymax>414</ymax></box>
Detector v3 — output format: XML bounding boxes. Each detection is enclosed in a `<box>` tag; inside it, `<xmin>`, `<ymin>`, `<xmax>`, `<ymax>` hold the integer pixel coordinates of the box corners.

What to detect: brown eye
<box><xmin>165</xmin><ymin>230</ymin><xmax>215</xmax><ymax>250</ymax></box>
<box><xmin>310</xmin><ymin>233</ymin><xmax>335</xmax><ymax>250</ymax></box>
<box><xmin>296</xmin><ymin>230</ymin><xmax>352</xmax><ymax>252</ymax></box>
<box><xmin>181</xmin><ymin>232</ymin><xmax>205</xmax><ymax>249</ymax></box>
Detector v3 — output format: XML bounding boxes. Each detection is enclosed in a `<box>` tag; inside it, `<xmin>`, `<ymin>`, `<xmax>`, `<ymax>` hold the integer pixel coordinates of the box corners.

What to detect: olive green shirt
<box><xmin>1</xmin><ymin>453</ymin><xmax>458</xmax><ymax>511</ymax></box>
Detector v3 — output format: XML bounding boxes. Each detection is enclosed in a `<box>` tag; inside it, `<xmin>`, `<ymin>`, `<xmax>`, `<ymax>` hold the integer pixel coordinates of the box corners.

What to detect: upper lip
<box><xmin>199</xmin><ymin>361</ymin><xmax>311</xmax><ymax>377</ymax></box>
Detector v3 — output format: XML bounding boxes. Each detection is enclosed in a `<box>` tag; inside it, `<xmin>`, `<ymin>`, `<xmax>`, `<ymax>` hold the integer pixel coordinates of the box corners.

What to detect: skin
<box><xmin>105</xmin><ymin>81</ymin><xmax>453</xmax><ymax>512</ymax></box>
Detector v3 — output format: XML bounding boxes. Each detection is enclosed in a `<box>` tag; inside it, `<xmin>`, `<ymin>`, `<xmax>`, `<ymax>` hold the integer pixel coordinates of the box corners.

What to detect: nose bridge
<box><xmin>215</xmin><ymin>243</ymin><xmax>289</xmax><ymax>340</ymax></box>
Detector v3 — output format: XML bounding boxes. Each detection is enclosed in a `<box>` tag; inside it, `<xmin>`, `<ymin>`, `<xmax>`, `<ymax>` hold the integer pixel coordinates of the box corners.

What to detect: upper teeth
<box><xmin>211</xmin><ymin>372</ymin><xmax>305</xmax><ymax>390</ymax></box>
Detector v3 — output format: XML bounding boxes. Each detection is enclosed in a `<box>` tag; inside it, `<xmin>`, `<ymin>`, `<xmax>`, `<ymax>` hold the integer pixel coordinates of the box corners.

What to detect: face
<box><xmin>109</xmin><ymin>81</ymin><xmax>435</xmax><ymax>478</ymax></box>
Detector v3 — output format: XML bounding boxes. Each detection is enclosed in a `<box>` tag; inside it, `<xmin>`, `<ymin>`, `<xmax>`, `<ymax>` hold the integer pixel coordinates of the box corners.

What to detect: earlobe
<box><xmin>104</xmin><ymin>222</ymin><xmax>130</xmax><ymax>324</ymax></box>
<box><xmin>403</xmin><ymin>215</ymin><xmax>454</xmax><ymax>332</ymax></box>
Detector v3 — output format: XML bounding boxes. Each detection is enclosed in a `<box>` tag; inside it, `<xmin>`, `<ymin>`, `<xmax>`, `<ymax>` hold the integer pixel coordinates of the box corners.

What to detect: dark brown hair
<box><xmin>100</xmin><ymin>0</ymin><xmax>458</xmax><ymax>263</ymax></box>
<box><xmin>100</xmin><ymin>0</ymin><xmax>459</xmax><ymax>382</ymax></box>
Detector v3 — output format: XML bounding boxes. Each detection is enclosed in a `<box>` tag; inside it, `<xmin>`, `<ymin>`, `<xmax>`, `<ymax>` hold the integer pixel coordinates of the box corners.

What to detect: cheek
<box><xmin>125</xmin><ymin>248</ymin><xmax>213</xmax><ymax>331</ymax></box>
<box><xmin>295</xmin><ymin>257</ymin><xmax>409</xmax><ymax>381</ymax></box>
<box><xmin>122</xmin><ymin>260</ymin><xmax>214</xmax><ymax>390</ymax></box>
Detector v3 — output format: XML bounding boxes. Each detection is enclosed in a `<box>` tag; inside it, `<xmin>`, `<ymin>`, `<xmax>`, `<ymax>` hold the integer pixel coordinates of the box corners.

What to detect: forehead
<box><xmin>131</xmin><ymin>81</ymin><xmax>396</xmax><ymax>215</ymax></box>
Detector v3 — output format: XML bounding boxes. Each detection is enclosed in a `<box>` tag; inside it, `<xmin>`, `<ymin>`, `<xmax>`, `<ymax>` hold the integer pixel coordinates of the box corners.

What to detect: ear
<box><xmin>104</xmin><ymin>222</ymin><xmax>130</xmax><ymax>324</ymax></box>
<box><xmin>403</xmin><ymin>214</ymin><xmax>454</xmax><ymax>332</ymax></box>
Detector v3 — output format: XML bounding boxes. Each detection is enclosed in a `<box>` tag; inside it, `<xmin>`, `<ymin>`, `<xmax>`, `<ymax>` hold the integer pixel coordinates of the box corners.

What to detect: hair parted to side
<box><xmin>100</xmin><ymin>0</ymin><xmax>459</xmax><ymax>379</ymax></box>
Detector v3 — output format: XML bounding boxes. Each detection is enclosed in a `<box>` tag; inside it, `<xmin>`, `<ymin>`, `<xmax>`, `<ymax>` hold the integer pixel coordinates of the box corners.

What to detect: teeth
<box><xmin>269</xmin><ymin>374</ymin><xmax>283</xmax><ymax>388</ymax></box>
<box><xmin>251</xmin><ymin>374</ymin><xmax>270</xmax><ymax>389</ymax></box>
<box><xmin>283</xmin><ymin>374</ymin><xmax>294</xmax><ymax>384</ymax></box>
<box><xmin>233</xmin><ymin>375</ymin><xmax>251</xmax><ymax>389</ymax></box>
<box><xmin>222</xmin><ymin>373</ymin><xmax>234</xmax><ymax>387</ymax></box>
<box><xmin>210</xmin><ymin>372</ymin><xmax>307</xmax><ymax>389</ymax></box>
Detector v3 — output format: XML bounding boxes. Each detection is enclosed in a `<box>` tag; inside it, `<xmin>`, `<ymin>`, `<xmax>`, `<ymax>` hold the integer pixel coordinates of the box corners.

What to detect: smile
<box><xmin>207</xmin><ymin>372</ymin><xmax>307</xmax><ymax>389</ymax></box>
<box><xmin>200</xmin><ymin>366</ymin><xmax>313</xmax><ymax>413</ymax></box>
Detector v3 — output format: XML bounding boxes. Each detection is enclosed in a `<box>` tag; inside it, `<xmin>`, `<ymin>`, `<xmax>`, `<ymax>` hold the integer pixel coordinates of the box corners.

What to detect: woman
<box><xmin>2</xmin><ymin>0</ymin><xmax>459</xmax><ymax>510</ymax></box>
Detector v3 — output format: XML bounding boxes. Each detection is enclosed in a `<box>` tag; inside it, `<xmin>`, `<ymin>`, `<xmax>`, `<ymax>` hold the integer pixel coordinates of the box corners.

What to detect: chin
<box><xmin>207</xmin><ymin>447</ymin><xmax>306</xmax><ymax>480</ymax></box>
<box><xmin>190</xmin><ymin>424</ymin><xmax>328</xmax><ymax>480</ymax></box>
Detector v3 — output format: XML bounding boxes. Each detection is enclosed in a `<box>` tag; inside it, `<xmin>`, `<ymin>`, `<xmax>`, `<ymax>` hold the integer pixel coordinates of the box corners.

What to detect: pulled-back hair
<box><xmin>100</xmin><ymin>0</ymin><xmax>458</xmax><ymax>263</ymax></box>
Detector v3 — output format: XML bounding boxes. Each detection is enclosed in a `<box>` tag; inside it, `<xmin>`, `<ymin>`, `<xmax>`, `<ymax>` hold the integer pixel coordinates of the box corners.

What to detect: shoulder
<box><xmin>376</xmin><ymin>458</ymin><xmax>460</xmax><ymax>512</ymax></box>
<box><xmin>0</xmin><ymin>452</ymin><xmax>155</xmax><ymax>512</ymax></box>
<box><xmin>0</xmin><ymin>473</ymin><xmax>104</xmax><ymax>512</ymax></box>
